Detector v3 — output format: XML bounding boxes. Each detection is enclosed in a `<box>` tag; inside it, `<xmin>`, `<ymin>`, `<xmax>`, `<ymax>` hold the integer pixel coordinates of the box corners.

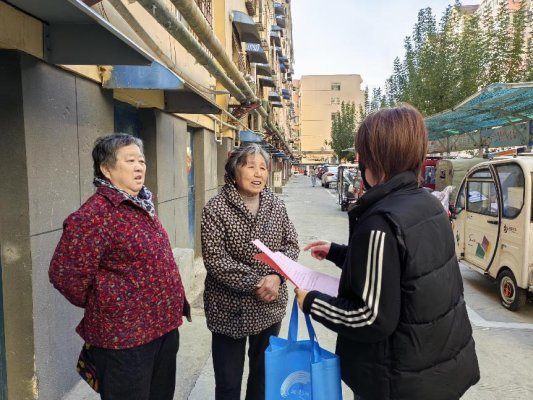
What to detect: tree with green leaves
<box><xmin>507</xmin><ymin>0</ymin><xmax>528</xmax><ymax>82</ymax></box>
<box><xmin>524</xmin><ymin>36</ymin><xmax>533</xmax><ymax>81</ymax></box>
<box><xmin>383</xmin><ymin>0</ymin><xmax>531</xmax><ymax>116</ymax></box>
<box><xmin>456</xmin><ymin>8</ymin><xmax>483</xmax><ymax>98</ymax></box>
<box><xmin>330</xmin><ymin>101</ymin><xmax>356</xmax><ymax>162</ymax></box>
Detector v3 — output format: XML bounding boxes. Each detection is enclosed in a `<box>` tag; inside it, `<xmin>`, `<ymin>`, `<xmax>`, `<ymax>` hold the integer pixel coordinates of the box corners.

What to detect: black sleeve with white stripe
<box><xmin>325</xmin><ymin>242</ymin><xmax>348</xmax><ymax>268</ymax></box>
<box><xmin>302</xmin><ymin>215</ymin><xmax>401</xmax><ymax>343</ymax></box>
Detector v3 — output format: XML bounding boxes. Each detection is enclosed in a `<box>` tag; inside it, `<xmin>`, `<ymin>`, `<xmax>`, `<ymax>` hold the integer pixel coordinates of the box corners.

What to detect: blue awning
<box><xmin>271</xmin><ymin>25</ymin><xmax>283</xmax><ymax>32</ymax></box>
<box><xmin>270</xmin><ymin>31</ymin><xmax>281</xmax><ymax>46</ymax></box>
<box><xmin>255</xmin><ymin>63</ymin><xmax>272</xmax><ymax>76</ymax></box>
<box><xmin>262</xmin><ymin>143</ymin><xmax>277</xmax><ymax>153</ymax></box>
<box><xmin>231</xmin><ymin>10</ymin><xmax>261</xmax><ymax>44</ymax></box>
<box><xmin>274</xmin><ymin>3</ymin><xmax>285</xmax><ymax>16</ymax></box>
<box><xmin>8</xmin><ymin>0</ymin><xmax>152</xmax><ymax>65</ymax></box>
<box><xmin>279</xmin><ymin>64</ymin><xmax>287</xmax><ymax>73</ymax></box>
<box><xmin>270</xmin><ymin>101</ymin><xmax>283</xmax><ymax>108</ymax></box>
<box><xmin>239</xmin><ymin>130</ymin><xmax>263</xmax><ymax>143</ymax></box>
<box><xmin>282</xmin><ymin>89</ymin><xmax>290</xmax><ymax>100</ymax></box>
<box><xmin>259</xmin><ymin>76</ymin><xmax>276</xmax><ymax>88</ymax></box>
<box><xmin>276</xmin><ymin>15</ymin><xmax>286</xmax><ymax>28</ymax></box>
<box><xmin>426</xmin><ymin>82</ymin><xmax>533</xmax><ymax>141</ymax></box>
<box><xmin>268</xmin><ymin>91</ymin><xmax>281</xmax><ymax>102</ymax></box>
<box><xmin>245</xmin><ymin>43</ymin><xmax>268</xmax><ymax>64</ymax></box>
<box><xmin>102</xmin><ymin>61</ymin><xmax>221</xmax><ymax>114</ymax></box>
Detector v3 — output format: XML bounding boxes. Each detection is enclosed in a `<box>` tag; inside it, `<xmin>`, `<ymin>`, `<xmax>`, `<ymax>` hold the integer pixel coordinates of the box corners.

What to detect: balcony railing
<box><xmin>194</xmin><ymin>0</ymin><xmax>213</xmax><ymax>26</ymax></box>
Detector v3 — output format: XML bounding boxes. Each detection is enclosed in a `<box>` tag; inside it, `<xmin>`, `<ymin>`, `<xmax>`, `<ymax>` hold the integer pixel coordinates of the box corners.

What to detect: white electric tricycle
<box><xmin>452</xmin><ymin>156</ymin><xmax>533</xmax><ymax>311</ymax></box>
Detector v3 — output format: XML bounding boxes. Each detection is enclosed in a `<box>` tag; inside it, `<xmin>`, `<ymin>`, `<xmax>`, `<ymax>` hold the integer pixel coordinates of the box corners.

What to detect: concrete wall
<box><xmin>193</xmin><ymin>129</ymin><xmax>219</xmax><ymax>254</ymax></box>
<box><xmin>0</xmin><ymin>51</ymin><xmax>115</xmax><ymax>400</ymax></box>
<box><xmin>0</xmin><ymin>51</ymin><xmax>35</xmax><ymax>400</ymax></box>
<box><xmin>217</xmin><ymin>137</ymin><xmax>233</xmax><ymax>190</ymax></box>
<box><xmin>138</xmin><ymin>110</ymin><xmax>196</xmax><ymax>290</ymax></box>
<box><xmin>25</xmin><ymin>56</ymin><xmax>114</xmax><ymax>400</ymax></box>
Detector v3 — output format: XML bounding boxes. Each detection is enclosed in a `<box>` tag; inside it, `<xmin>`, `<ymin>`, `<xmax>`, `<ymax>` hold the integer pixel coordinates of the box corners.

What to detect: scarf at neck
<box><xmin>94</xmin><ymin>178</ymin><xmax>156</xmax><ymax>217</ymax></box>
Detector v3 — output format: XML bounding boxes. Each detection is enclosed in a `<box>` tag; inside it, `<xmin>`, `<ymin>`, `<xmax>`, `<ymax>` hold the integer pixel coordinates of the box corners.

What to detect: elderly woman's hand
<box><xmin>255</xmin><ymin>274</ymin><xmax>281</xmax><ymax>303</ymax></box>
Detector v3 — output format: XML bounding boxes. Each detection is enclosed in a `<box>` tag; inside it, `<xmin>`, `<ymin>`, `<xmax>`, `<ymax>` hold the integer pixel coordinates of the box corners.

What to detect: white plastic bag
<box><xmin>431</xmin><ymin>185</ymin><xmax>454</xmax><ymax>213</ymax></box>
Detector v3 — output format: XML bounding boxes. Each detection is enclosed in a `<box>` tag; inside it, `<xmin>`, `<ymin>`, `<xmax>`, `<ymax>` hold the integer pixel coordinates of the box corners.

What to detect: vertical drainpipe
<box><xmin>170</xmin><ymin>0</ymin><xmax>257</xmax><ymax>102</ymax></box>
<box><xmin>168</xmin><ymin>0</ymin><xmax>273</xmax><ymax>123</ymax></box>
<box><xmin>135</xmin><ymin>0</ymin><xmax>247</xmax><ymax>103</ymax></box>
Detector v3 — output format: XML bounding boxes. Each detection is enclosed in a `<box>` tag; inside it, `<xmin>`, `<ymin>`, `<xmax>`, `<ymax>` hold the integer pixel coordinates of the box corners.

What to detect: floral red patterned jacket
<box><xmin>49</xmin><ymin>186</ymin><xmax>187</xmax><ymax>349</ymax></box>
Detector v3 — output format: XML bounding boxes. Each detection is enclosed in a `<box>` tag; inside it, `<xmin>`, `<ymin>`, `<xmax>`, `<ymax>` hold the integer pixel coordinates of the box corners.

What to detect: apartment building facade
<box><xmin>0</xmin><ymin>0</ymin><xmax>295</xmax><ymax>398</ymax></box>
<box><xmin>298</xmin><ymin>74</ymin><xmax>364</xmax><ymax>164</ymax></box>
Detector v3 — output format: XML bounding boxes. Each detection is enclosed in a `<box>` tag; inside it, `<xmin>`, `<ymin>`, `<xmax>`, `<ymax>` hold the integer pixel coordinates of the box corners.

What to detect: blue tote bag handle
<box><xmin>291</xmin><ymin>298</ymin><xmax>343</xmax><ymax>400</ymax></box>
<box><xmin>288</xmin><ymin>299</ymin><xmax>321</xmax><ymax>360</ymax></box>
<box><xmin>266</xmin><ymin>299</ymin><xmax>342</xmax><ymax>400</ymax></box>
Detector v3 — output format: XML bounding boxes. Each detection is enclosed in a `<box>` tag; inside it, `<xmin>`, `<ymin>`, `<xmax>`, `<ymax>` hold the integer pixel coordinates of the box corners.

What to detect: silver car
<box><xmin>321</xmin><ymin>166</ymin><xmax>338</xmax><ymax>188</ymax></box>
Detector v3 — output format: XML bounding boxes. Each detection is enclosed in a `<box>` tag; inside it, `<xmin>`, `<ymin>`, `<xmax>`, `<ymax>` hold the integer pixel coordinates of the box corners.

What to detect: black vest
<box><xmin>340</xmin><ymin>171</ymin><xmax>480</xmax><ymax>400</ymax></box>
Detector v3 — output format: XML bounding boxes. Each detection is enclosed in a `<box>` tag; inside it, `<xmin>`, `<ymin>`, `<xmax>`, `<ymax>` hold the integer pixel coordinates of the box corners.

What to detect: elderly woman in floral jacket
<box><xmin>201</xmin><ymin>144</ymin><xmax>299</xmax><ymax>400</ymax></box>
<box><xmin>49</xmin><ymin>133</ymin><xmax>189</xmax><ymax>400</ymax></box>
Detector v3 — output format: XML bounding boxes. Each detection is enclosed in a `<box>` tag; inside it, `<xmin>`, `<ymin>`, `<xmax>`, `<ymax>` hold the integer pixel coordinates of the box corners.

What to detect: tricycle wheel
<box><xmin>497</xmin><ymin>270</ymin><xmax>527</xmax><ymax>311</ymax></box>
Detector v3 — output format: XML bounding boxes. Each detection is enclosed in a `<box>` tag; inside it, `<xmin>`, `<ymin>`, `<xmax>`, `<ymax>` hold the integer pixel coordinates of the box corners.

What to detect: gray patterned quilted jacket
<box><xmin>201</xmin><ymin>183</ymin><xmax>299</xmax><ymax>338</ymax></box>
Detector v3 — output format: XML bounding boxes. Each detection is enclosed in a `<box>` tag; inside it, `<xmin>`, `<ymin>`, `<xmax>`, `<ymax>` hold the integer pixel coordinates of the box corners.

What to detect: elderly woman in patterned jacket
<box><xmin>201</xmin><ymin>143</ymin><xmax>299</xmax><ymax>400</ymax></box>
<box><xmin>49</xmin><ymin>133</ymin><xmax>189</xmax><ymax>400</ymax></box>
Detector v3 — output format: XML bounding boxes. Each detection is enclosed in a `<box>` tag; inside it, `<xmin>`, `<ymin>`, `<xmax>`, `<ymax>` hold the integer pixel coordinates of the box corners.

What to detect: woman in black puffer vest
<box><xmin>296</xmin><ymin>105</ymin><xmax>480</xmax><ymax>400</ymax></box>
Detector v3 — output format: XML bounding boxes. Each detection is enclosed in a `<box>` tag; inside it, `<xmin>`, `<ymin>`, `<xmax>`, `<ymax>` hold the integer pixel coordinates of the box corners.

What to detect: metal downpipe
<box><xmin>170</xmin><ymin>0</ymin><xmax>258</xmax><ymax>102</ymax></box>
<box><xmin>169</xmin><ymin>0</ymin><xmax>280</xmax><ymax>126</ymax></box>
<box><xmin>109</xmin><ymin>0</ymin><xmax>195</xmax><ymax>91</ymax></box>
<box><xmin>135</xmin><ymin>0</ymin><xmax>246</xmax><ymax>103</ymax></box>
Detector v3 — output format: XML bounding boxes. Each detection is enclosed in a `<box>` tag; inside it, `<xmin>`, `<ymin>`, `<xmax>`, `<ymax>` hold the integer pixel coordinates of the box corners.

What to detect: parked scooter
<box><xmin>337</xmin><ymin>164</ymin><xmax>361</xmax><ymax>211</ymax></box>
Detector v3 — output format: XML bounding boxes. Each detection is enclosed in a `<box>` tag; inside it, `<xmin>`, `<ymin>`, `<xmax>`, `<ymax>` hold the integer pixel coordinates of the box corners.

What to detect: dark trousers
<box><xmin>212</xmin><ymin>322</ymin><xmax>281</xmax><ymax>400</ymax></box>
<box><xmin>91</xmin><ymin>329</ymin><xmax>179</xmax><ymax>400</ymax></box>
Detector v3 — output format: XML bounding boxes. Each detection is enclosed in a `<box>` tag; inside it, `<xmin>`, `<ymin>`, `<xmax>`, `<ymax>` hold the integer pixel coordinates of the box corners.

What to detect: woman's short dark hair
<box><xmin>356</xmin><ymin>105</ymin><xmax>428</xmax><ymax>183</ymax></box>
<box><xmin>92</xmin><ymin>133</ymin><xmax>144</xmax><ymax>179</ymax></box>
<box><xmin>225</xmin><ymin>143</ymin><xmax>270</xmax><ymax>182</ymax></box>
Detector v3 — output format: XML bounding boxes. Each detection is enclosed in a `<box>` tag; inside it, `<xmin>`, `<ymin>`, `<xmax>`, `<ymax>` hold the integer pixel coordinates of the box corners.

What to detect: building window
<box><xmin>331</xmin><ymin>82</ymin><xmax>341</xmax><ymax>91</ymax></box>
<box><xmin>331</xmin><ymin>112</ymin><xmax>338</xmax><ymax>120</ymax></box>
<box><xmin>331</xmin><ymin>97</ymin><xmax>340</xmax><ymax>105</ymax></box>
<box><xmin>194</xmin><ymin>0</ymin><xmax>213</xmax><ymax>26</ymax></box>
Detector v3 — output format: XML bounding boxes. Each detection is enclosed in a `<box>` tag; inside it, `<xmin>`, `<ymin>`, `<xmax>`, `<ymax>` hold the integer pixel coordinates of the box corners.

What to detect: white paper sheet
<box><xmin>253</xmin><ymin>239</ymin><xmax>340</xmax><ymax>297</ymax></box>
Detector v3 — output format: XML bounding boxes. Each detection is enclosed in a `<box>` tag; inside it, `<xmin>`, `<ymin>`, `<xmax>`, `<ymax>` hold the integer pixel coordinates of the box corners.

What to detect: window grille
<box><xmin>194</xmin><ymin>0</ymin><xmax>213</xmax><ymax>26</ymax></box>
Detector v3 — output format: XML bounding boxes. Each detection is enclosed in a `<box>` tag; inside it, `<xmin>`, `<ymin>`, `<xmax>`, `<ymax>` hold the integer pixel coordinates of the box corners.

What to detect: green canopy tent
<box><xmin>425</xmin><ymin>82</ymin><xmax>533</xmax><ymax>152</ymax></box>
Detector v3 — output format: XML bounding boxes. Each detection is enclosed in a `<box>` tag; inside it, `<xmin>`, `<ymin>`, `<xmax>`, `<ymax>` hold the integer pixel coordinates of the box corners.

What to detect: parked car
<box><xmin>316</xmin><ymin>165</ymin><xmax>328</xmax><ymax>180</ymax></box>
<box><xmin>321</xmin><ymin>166</ymin><xmax>338</xmax><ymax>188</ymax></box>
<box><xmin>451</xmin><ymin>156</ymin><xmax>533</xmax><ymax>311</ymax></box>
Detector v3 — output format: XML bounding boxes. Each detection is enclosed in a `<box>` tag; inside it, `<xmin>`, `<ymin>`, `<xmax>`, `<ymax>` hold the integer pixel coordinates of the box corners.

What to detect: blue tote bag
<box><xmin>265</xmin><ymin>298</ymin><xmax>342</xmax><ymax>400</ymax></box>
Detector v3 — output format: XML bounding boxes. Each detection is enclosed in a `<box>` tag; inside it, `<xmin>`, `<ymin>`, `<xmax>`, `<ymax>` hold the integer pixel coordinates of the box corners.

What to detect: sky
<box><xmin>291</xmin><ymin>0</ymin><xmax>477</xmax><ymax>91</ymax></box>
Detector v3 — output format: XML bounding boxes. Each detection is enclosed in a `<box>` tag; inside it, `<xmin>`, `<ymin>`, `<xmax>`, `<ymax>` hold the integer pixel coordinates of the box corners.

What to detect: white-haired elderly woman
<box><xmin>201</xmin><ymin>143</ymin><xmax>299</xmax><ymax>400</ymax></box>
<box><xmin>49</xmin><ymin>133</ymin><xmax>189</xmax><ymax>400</ymax></box>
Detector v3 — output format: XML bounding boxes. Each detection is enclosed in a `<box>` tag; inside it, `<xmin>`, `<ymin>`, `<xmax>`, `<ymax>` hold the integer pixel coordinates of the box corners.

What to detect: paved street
<box><xmin>65</xmin><ymin>173</ymin><xmax>533</xmax><ymax>400</ymax></box>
